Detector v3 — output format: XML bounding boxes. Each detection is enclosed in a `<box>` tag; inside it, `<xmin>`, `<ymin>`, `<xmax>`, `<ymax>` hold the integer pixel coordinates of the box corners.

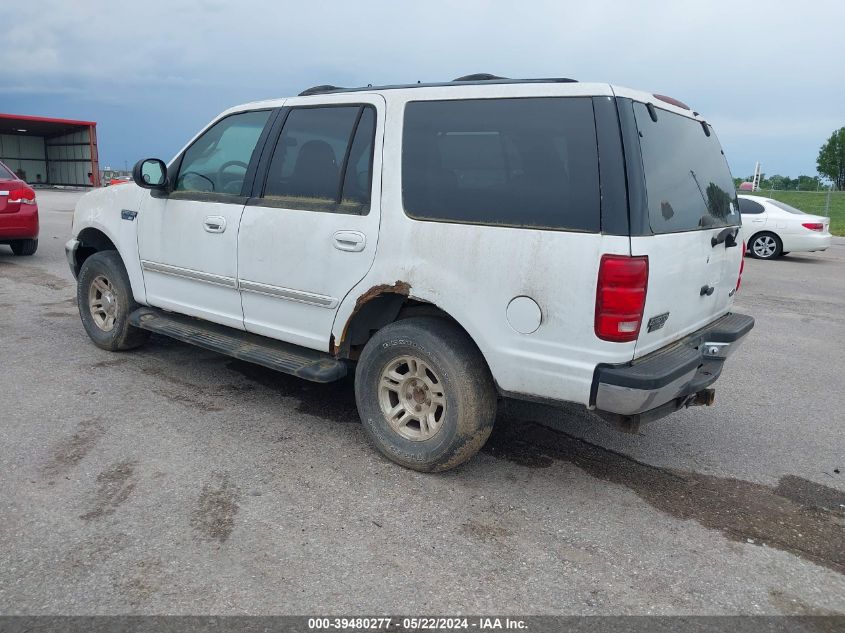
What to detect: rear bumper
<box><xmin>783</xmin><ymin>232</ymin><xmax>831</xmax><ymax>253</ymax></box>
<box><xmin>0</xmin><ymin>206</ymin><xmax>39</xmax><ymax>241</ymax></box>
<box><xmin>591</xmin><ymin>313</ymin><xmax>754</xmax><ymax>428</ymax></box>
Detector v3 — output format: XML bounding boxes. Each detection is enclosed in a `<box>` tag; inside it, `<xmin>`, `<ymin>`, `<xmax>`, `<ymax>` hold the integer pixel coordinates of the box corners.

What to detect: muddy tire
<box><xmin>77</xmin><ymin>250</ymin><xmax>149</xmax><ymax>351</ymax></box>
<box><xmin>354</xmin><ymin>316</ymin><xmax>497</xmax><ymax>472</ymax></box>
<box><xmin>10</xmin><ymin>239</ymin><xmax>38</xmax><ymax>256</ymax></box>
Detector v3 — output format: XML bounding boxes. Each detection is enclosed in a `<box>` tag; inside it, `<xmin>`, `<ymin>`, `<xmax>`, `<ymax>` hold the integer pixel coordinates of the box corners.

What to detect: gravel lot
<box><xmin>1</xmin><ymin>190</ymin><xmax>843</xmax><ymax>615</ymax></box>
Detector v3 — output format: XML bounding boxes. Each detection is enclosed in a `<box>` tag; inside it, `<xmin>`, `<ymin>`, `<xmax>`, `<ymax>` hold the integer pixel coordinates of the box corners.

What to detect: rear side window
<box><xmin>634</xmin><ymin>103</ymin><xmax>740</xmax><ymax>233</ymax></box>
<box><xmin>262</xmin><ymin>105</ymin><xmax>375</xmax><ymax>214</ymax></box>
<box><xmin>402</xmin><ymin>98</ymin><xmax>600</xmax><ymax>232</ymax></box>
<box><xmin>768</xmin><ymin>199</ymin><xmax>807</xmax><ymax>215</ymax></box>
<box><xmin>738</xmin><ymin>198</ymin><xmax>764</xmax><ymax>214</ymax></box>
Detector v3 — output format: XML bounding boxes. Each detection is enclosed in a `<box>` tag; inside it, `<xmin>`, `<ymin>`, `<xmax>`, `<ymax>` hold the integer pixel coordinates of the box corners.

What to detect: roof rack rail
<box><xmin>452</xmin><ymin>73</ymin><xmax>507</xmax><ymax>82</ymax></box>
<box><xmin>299</xmin><ymin>84</ymin><xmax>344</xmax><ymax>96</ymax></box>
<box><xmin>297</xmin><ymin>76</ymin><xmax>580</xmax><ymax>97</ymax></box>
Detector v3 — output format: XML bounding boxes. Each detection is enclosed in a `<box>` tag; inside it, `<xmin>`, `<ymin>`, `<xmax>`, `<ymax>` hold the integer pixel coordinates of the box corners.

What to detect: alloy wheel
<box><xmin>378</xmin><ymin>355</ymin><xmax>447</xmax><ymax>441</ymax></box>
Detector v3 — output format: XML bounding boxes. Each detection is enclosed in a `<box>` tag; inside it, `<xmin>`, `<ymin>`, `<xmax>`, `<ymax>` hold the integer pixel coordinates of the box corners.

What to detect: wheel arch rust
<box><xmin>332</xmin><ymin>280</ymin><xmax>411</xmax><ymax>358</ymax></box>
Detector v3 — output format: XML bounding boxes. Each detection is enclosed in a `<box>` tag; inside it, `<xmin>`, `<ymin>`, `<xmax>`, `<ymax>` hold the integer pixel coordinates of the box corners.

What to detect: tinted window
<box><xmin>634</xmin><ymin>103</ymin><xmax>740</xmax><ymax>233</ymax></box>
<box><xmin>262</xmin><ymin>105</ymin><xmax>375</xmax><ymax>214</ymax></box>
<box><xmin>402</xmin><ymin>98</ymin><xmax>600</xmax><ymax>231</ymax></box>
<box><xmin>175</xmin><ymin>110</ymin><xmax>271</xmax><ymax>196</ymax></box>
<box><xmin>768</xmin><ymin>199</ymin><xmax>807</xmax><ymax>215</ymax></box>
<box><xmin>341</xmin><ymin>108</ymin><xmax>376</xmax><ymax>208</ymax></box>
<box><xmin>738</xmin><ymin>198</ymin><xmax>764</xmax><ymax>214</ymax></box>
<box><xmin>0</xmin><ymin>162</ymin><xmax>16</xmax><ymax>180</ymax></box>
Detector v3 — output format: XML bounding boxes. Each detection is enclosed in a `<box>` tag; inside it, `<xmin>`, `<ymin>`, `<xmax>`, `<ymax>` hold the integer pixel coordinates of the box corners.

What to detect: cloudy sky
<box><xmin>1</xmin><ymin>0</ymin><xmax>841</xmax><ymax>180</ymax></box>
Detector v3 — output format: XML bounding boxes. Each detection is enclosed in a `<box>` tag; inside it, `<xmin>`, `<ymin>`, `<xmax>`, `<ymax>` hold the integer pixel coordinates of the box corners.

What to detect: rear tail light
<box><xmin>595</xmin><ymin>255</ymin><xmax>649</xmax><ymax>342</ymax></box>
<box><xmin>736</xmin><ymin>242</ymin><xmax>745</xmax><ymax>291</ymax></box>
<box><xmin>8</xmin><ymin>186</ymin><xmax>36</xmax><ymax>205</ymax></box>
<box><xmin>801</xmin><ymin>222</ymin><xmax>824</xmax><ymax>231</ymax></box>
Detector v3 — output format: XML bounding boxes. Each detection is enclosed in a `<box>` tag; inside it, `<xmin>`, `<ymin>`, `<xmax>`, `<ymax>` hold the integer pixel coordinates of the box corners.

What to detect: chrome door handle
<box><xmin>204</xmin><ymin>216</ymin><xmax>227</xmax><ymax>233</ymax></box>
<box><xmin>333</xmin><ymin>230</ymin><xmax>366</xmax><ymax>252</ymax></box>
<box><xmin>751</xmin><ymin>218</ymin><xmax>765</xmax><ymax>223</ymax></box>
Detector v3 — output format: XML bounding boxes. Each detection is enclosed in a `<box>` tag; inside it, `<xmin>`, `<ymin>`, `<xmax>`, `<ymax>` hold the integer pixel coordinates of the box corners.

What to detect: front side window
<box><xmin>261</xmin><ymin>105</ymin><xmax>376</xmax><ymax>214</ymax></box>
<box><xmin>634</xmin><ymin>103</ymin><xmax>740</xmax><ymax>233</ymax></box>
<box><xmin>175</xmin><ymin>110</ymin><xmax>271</xmax><ymax>196</ymax></box>
<box><xmin>738</xmin><ymin>198</ymin><xmax>764</xmax><ymax>214</ymax></box>
<box><xmin>402</xmin><ymin>97</ymin><xmax>600</xmax><ymax>231</ymax></box>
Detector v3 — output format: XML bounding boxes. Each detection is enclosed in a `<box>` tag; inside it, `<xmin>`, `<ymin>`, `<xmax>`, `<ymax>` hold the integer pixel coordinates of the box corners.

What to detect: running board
<box><xmin>129</xmin><ymin>307</ymin><xmax>347</xmax><ymax>383</ymax></box>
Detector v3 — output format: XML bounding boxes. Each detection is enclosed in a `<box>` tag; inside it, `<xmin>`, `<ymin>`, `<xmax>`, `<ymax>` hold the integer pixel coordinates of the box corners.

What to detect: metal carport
<box><xmin>0</xmin><ymin>113</ymin><xmax>99</xmax><ymax>187</ymax></box>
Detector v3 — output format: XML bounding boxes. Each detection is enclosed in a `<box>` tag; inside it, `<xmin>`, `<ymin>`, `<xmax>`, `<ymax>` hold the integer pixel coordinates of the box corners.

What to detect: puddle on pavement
<box><xmin>484</xmin><ymin>416</ymin><xmax>845</xmax><ymax>575</ymax></box>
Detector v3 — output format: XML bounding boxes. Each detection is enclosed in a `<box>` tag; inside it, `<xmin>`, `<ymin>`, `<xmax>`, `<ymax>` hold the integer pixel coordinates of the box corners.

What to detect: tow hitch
<box><xmin>686</xmin><ymin>388</ymin><xmax>716</xmax><ymax>408</ymax></box>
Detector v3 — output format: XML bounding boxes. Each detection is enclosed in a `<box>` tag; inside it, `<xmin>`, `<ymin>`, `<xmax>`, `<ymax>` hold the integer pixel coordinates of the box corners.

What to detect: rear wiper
<box><xmin>711</xmin><ymin>227</ymin><xmax>738</xmax><ymax>248</ymax></box>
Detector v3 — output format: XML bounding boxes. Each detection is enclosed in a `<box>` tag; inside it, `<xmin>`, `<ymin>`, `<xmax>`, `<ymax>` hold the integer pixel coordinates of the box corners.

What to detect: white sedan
<box><xmin>738</xmin><ymin>194</ymin><xmax>832</xmax><ymax>259</ymax></box>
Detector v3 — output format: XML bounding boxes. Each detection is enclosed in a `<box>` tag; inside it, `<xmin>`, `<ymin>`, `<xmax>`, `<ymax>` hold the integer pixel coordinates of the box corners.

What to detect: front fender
<box><xmin>72</xmin><ymin>185</ymin><xmax>148</xmax><ymax>304</ymax></box>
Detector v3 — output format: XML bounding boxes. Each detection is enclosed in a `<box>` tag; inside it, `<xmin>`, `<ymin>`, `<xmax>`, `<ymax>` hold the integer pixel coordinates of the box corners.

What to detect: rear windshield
<box><xmin>402</xmin><ymin>97</ymin><xmax>600</xmax><ymax>232</ymax></box>
<box><xmin>768</xmin><ymin>199</ymin><xmax>807</xmax><ymax>215</ymax></box>
<box><xmin>634</xmin><ymin>103</ymin><xmax>740</xmax><ymax>234</ymax></box>
<box><xmin>0</xmin><ymin>162</ymin><xmax>15</xmax><ymax>180</ymax></box>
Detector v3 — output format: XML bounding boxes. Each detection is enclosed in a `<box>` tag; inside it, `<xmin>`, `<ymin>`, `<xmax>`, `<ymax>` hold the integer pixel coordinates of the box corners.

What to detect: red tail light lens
<box><xmin>736</xmin><ymin>242</ymin><xmax>745</xmax><ymax>291</ymax></box>
<box><xmin>801</xmin><ymin>222</ymin><xmax>823</xmax><ymax>231</ymax></box>
<box><xmin>8</xmin><ymin>186</ymin><xmax>36</xmax><ymax>205</ymax></box>
<box><xmin>595</xmin><ymin>255</ymin><xmax>649</xmax><ymax>342</ymax></box>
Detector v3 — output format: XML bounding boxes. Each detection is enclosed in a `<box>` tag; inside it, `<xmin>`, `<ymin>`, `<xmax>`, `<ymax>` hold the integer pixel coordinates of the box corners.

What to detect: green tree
<box><xmin>817</xmin><ymin>127</ymin><xmax>845</xmax><ymax>190</ymax></box>
<box><xmin>797</xmin><ymin>175</ymin><xmax>821</xmax><ymax>190</ymax></box>
<box><xmin>768</xmin><ymin>174</ymin><xmax>787</xmax><ymax>190</ymax></box>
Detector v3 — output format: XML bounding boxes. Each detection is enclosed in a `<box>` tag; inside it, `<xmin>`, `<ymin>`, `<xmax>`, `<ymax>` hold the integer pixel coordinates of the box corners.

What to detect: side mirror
<box><xmin>132</xmin><ymin>158</ymin><xmax>168</xmax><ymax>190</ymax></box>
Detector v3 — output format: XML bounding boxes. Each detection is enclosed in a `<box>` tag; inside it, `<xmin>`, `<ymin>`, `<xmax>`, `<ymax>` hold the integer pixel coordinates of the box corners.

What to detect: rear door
<box><xmin>738</xmin><ymin>196</ymin><xmax>767</xmax><ymax>233</ymax></box>
<box><xmin>623</xmin><ymin>99</ymin><xmax>743</xmax><ymax>358</ymax></box>
<box><xmin>237</xmin><ymin>94</ymin><xmax>384</xmax><ymax>351</ymax></box>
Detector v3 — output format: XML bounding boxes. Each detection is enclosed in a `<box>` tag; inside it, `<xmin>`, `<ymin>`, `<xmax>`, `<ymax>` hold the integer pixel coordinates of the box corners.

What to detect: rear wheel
<box><xmin>10</xmin><ymin>239</ymin><xmax>38</xmax><ymax>256</ymax></box>
<box><xmin>354</xmin><ymin>317</ymin><xmax>497</xmax><ymax>472</ymax></box>
<box><xmin>77</xmin><ymin>251</ymin><xmax>149</xmax><ymax>351</ymax></box>
<box><xmin>749</xmin><ymin>232</ymin><xmax>782</xmax><ymax>260</ymax></box>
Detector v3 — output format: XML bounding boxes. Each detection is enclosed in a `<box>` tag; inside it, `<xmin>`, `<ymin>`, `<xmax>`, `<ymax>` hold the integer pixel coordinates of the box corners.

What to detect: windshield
<box><xmin>634</xmin><ymin>103</ymin><xmax>740</xmax><ymax>234</ymax></box>
<box><xmin>0</xmin><ymin>162</ymin><xmax>16</xmax><ymax>180</ymax></box>
<box><xmin>768</xmin><ymin>199</ymin><xmax>807</xmax><ymax>215</ymax></box>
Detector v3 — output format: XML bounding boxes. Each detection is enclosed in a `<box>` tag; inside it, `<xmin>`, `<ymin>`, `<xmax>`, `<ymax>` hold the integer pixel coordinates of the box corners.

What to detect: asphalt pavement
<box><xmin>1</xmin><ymin>190</ymin><xmax>843</xmax><ymax>615</ymax></box>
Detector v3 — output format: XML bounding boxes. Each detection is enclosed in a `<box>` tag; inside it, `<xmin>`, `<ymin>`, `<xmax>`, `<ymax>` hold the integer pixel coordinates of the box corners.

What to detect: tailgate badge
<box><xmin>647</xmin><ymin>312</ymin><xmax>669</xmax><ymax>333</ymax></box>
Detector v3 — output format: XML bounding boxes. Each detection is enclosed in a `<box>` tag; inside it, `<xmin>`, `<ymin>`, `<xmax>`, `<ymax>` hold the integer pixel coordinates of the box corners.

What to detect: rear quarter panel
<box><xmin>333</xmin><ymin>84</ymin><xmax>636</xmax><ymax>406</ymax></box>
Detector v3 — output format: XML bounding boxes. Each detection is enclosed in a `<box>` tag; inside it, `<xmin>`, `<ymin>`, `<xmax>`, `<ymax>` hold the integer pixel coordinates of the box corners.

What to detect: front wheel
<box><xmin>354</xmin><ymin>317</ymin><xmax>497</xmax><ymax>472</ymax></box>
<box><xmin>749</xmin><ymin>232</ymin><xmax>782</xmax><ymax>259</ymax></box>
<box><xmin>77</xmin><ymin>251</ymin><xmax>150</xmax><ymax>351</ymax></box>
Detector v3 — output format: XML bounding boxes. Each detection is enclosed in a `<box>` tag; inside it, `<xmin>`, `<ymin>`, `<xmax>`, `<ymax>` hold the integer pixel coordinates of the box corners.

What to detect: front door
<box><xmin>238</xmin><ymin>95</ymin><xmax>384</xmax><ymax>351</ymax></box>
<box><xmin>137</xmin><ymin>109</ymin><xmax>274</xmax><ymax>329</ymax></box>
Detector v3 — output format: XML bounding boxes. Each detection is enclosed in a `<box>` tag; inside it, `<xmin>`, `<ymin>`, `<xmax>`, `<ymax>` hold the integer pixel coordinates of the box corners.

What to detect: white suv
<box><xmin>66</xmin><ymin>75</ymin><xmax>753</xmax><ymax>471</ymax></box>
